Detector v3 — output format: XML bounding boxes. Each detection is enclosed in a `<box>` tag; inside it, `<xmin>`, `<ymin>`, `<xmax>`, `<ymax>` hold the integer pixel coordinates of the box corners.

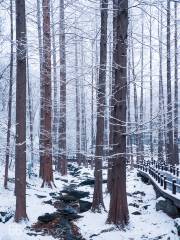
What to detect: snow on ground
<box><xmin>77</xmin><ymin>167</ymin><xmax>179</xmax><ymax>240</ymax></box>
<box><xmin>0</xmin><ymin>165</ymin><xmax>179</xmax><ymax>240</ymax></box>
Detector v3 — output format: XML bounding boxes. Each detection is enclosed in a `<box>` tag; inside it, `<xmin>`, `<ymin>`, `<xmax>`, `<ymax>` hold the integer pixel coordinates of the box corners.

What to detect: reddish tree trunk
<box><xmin>41</xmin><ymin>0</ymin><xmax>54</xmax><ymax>187</ymax></box>
<box><xmin>15</xmin><ymin>0</ymin><xmax>28</xmax><ymax>222</ymax></box>
<box><xmin>107</xmin><ymin>0</ymin><xmax>129</xmax><ymax>226</ymax></box>
<box><xmin>92</xmin><ymin>0</ymin><xmax>108</xmax><ymax>212</ymax></box>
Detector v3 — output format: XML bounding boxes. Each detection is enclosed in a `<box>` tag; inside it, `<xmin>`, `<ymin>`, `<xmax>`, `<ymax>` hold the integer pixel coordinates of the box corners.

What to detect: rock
<box><xmin>55</xmin><ymin>178</ymin><xmax>68</xmax><ymax>183</ymax></box>
<box><xmin>63</xmin><ymin>184</ymin><xmax>78</xmax><ymax>192</ymax></box>
<box><xmin>61</xmin><ymin>190</ymin><xmax>89</xmax><ymax>200</ymax></box>
<box><xmin>60</xmin><ymin>195</ymin><xmax>78</xmax><ymax>203</ymax></box>
<box><xmin>0</xmin><ymin>211</ymin><xmax>13</xmax><ymax>223</ymax></box>
<box><xmin>49</xmin><ymin>192</ymin><xmax>58</xmax><ymax>197</ymax></box>
<box><xmin>132</xmin><ymin>211</ymin><xmax>141</xmax><ymax>215</ymax></box>
<box><xmin>58</xmin><ymin>206</ymin><xmax>83</xmax><ymax>220</ymax></box>
<box><xmin>127</xmin><ymin>192</ymin><xmax>132</xmax><ymax>197</ymax></box>
<box><xmin>49</xmin><ymin>192</ymin><xmax>63</xmax><ymax>200</ymax></box>
<box><xmin>133</xmin><ymin>191</ymin><xmax>146</xmax><ymax>196</ymax></box>
<box><xmin>54</xmin><ymin>200</ymin><xmax>65</xmax><ymax>209</ymax></box>
<box><xmin>156</xmin><ymin>198</ymin><xmax>179</xmax><ymax>218</ymax></box>
<box><xmin>79</xmin><ymin>178</ymin><xmax>95</xmax><ymax>186</ymax></box>
<box><xmin>79</xmin><ymin>200</ymin><xmax>92</xmax><ymax>213</ymax></box>
<box><xmin>68</xmin><ymin>164</ymin><xmax>81</xmax><ymax>177</ymax></box>
<box><xmin>174</xmin><ymin>218</ymin><xmax>180</xmax><ymax>236</ymax></box>
<box><xmin>143</xmin><ymin>205</ymin><xmax>150</xmax><ymax>210</ymax></box>
<box><xmin>43</xmin><ymin>200</ymin><xmax>53</xmax><ymax>205</ymax></box>
<box><xmin>79</xmin><ymin>178</ymin><xmax>107</xmax><ymax>186</ymax></box>
<box><xmin>38</xmin><ymin>213</ymin><xmax>59</xmax><ymax>223</ymax></box>
<box><xmin>36</xmin><ymin>194</ymin><xmax>47</xmax><ymax>199</ymax></box>
<box><xmin>129</xmin><ymin>203</ymin><xmax>139</xmax><ymax>208</ymax></box>
<box><xmin>82</xmin><ymin>172</ymin><xmax>90</xmax><ymax>176</ymax></box>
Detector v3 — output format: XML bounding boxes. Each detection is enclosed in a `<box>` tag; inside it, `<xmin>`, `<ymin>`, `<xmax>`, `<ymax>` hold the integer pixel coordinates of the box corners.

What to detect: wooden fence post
<box><xmin>172</xmin><ymin>179</ymin><xmax>176</xmax><ymax>195</ymax></box>
<box><xmin>164</xmin><ymin>176</ymin><xmax>167</xmax><ymax>190</ymax></box>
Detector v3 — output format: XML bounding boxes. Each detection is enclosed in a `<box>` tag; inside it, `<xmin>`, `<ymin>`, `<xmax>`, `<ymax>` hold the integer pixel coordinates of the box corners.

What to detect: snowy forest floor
<box><xmin>0</xmin><ymin>164</ymin><xmax>179</xmax><ymax>240</ymax></box>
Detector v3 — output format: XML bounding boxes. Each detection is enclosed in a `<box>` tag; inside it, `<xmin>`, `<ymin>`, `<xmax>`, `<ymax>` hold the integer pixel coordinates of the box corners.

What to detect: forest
<box><xmin>0</xmin><ymin>0</ymin><xmax>180</xmax><ymax>239</ymax></box>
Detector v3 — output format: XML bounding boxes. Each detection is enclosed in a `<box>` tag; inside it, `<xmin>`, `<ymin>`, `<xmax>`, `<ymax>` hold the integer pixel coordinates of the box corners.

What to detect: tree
<box><xmin>80</xmin><ymin>38</ymin><xmax>87</xmax><ymax>167</ymax></box>
<box><xmin>41</xmin><ymin>0</ymin><xmax>54</xmax><ymax>187</ymax></box>
<box><xmin>149</xmin><ymin>2</ymin><xmax>153</xmax><ymax>161</ymax></box>
<box><xmin>51</xmin><ymin>0</ymin><xmax>58</xmax><ymax>165</ymax></box>
<box><xmin>15</xmin><ymin>0</ymin><xmax>28</xmax><ymax>222</ymax></box>
<box><xmin>139</xmin><ymin>8</ymin><xmax>144</xmax><ymax>163</ymax></box>
<box><xmin>92</xmin><ymin>0</ymin><xmax>108</xmax><ymax>212</ymax></box>
<box><xmin>107</xmin><ymin>0</ymin><xmax>117</xmax><ymax>192</ymax></box>
<box><xmin>158</xmin><ymin>0</ymin><xmax>164</xmax><ymax>163</ymax></box>
<box><xmin>90</xmin><ymin>40</ymin><xmax>95</xmax><ymax>169</ymax></box>
<box><xmin>36</xmin><ymin>0</ymin><xmax>44</xmax><ymax>177</ymax></box>
<box><xmin>107</xmin><ymin>0</ymin><xmax>129</xmax><ymax>226</ymax></box>
<box><xmin>166</xmin><ymin>0</ymin><xmax>174</xmax><ymax>164</ymax></box>
<box><xmin>27</xmin><ymin>50</ymin><xmax>34</xmax><ymax>173</ymax></box>
<box><xmin>4</xmin><ymin>0</ymin><xmax>13</xmax><ymax>189</ymax></box>
<box><xmin>58</xmin><ymin>0</ymin><xmax>67</xmax><ymax>175</ymax></box>
<box><xmin>75</xmin><ymin>18</ymin><xmax>81</xmax><ymax>166</ymax></box>
<box><xmin>173</xmin><ymin>1</ymin><xmax>179</xmax><ymax>165</ymax></box>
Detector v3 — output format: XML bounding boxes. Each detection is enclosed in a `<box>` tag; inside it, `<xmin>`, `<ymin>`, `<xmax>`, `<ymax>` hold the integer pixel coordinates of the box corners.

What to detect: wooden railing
<box><xmin>137</xmin><ymin>161</ymin><xmax>180</xmax><ymax>196</ymax></box>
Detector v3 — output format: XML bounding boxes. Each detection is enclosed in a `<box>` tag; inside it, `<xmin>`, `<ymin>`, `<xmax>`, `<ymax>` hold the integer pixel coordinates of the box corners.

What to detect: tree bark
<box><xmin>173</xmin><ymin>1</ymin><xmax>179</xmax><ymax>165</ymax></box>
<box><xmin>58</xmin><ymin>0</ymin><xmax>67</xmax><ymax>176</ymax></box>
<box><xmin>149</xmin><ymin>2</ymin><xmax>153</xmax><ymax>161</ymax></box>
<box><xmin>107</xmin><ymin>0</ymin><xmax>117</xmax><ymax>193</ymax></box>
<box><xmin>139</xmin><ymin>9</ymin><xmax>144</xmax><ymax>162</ymax></box>
<box><xmin>51</xmin><ymin>0</ymin><xmax>58</xmax><ymax>166</ymax></box>
<box><xmin>92</xmin><ymin>0</ymin><xmax>108</xmax><ymax>212</ymax></box>
<box><xmin>158</xmin><ymin>1</ymin><xmax>164</xmax><ymax>163</ymax></box>
<box><xmin>15</xmin><ymin>0</ymin><xmax>28</xmax><ymax>222</ymax></box>
<box><xmin>41</xmin><ymin>0</ymin><xmax>54</xmax><ymax>187</ymax></box>
<box><xmin>166</xmin><ymin>0</ymin><xmax>174</xmax><ymax>164</ymax></box>
<box><xmin>75</xmin><ymin>19</ymin><xmax>81</xmax><ymax>166</ymax></box>
<box><xmin>91</xmin><ymin>41</ymin><xmax>95</xmax><ymax>169</ymax></box>
<box><xmin>36</xmin><ymin>0</ymin><xmax>44</xmax><ymax>178</ymax></box>
<box><xmin>4</xmin><ymin>0</ymin><xmax>13</xmax><ymax>189</ymax></box>
<box><xmin>107</xmin><ymin>0</ymin><xmax>129</xmax><ymax>226</ymax></box>
<box><xmin>80</xmin><ymin>39</ymin><xmax>87</xmax><ymax>167</ymax></box>
<box><xmin>27</xmin><ymin>50</ymin><xmax>34</xmax><ymax>174</ymax></box>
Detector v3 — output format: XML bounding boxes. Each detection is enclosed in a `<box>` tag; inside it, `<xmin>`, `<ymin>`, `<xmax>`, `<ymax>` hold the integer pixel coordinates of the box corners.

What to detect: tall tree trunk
<box><xmin>58</xmin><ymin>0</ymin><xmax>67</xmax><ymax>175</ymax></box>
<box><xmin>51</xmin><ymin>0</ymin><xmax>58</xmax><ymax>166</ymax></box>
<box><xmin>149</xmin><ymin>3</ymin><xmax>153</xmax><ymax>161</ymax></box>
<box><xmin>107</xmin><ymin>0</ymin><xmax>117</xmax><ymax>193</ymax></box>
<box><xmin>173</xmin><ymin>1</ymin><xmax>179</xmax><ymax>165</ymax></box>
<box><xmin>131</xmin><ymin>26</ymin><xmax>139</xmax><ymax>164</ymax></box>
<box><xmin>80</xmin><ymin>39</ymin><xmax>87</xmax><ymax>167</ymax></box>
<box><xmin>92</xmin><ymin>0</ymin><xmax>108</xmax><ymax>212</ymax></box>
<box><xmin>37</xmin><ymin>0</ymin><xmax>44</xmax><ymax>178</ymax></box>
<box><xmin>27</xmin><ymin>51</ymin><xmax>34</xmax><ymax>173</ymax></box>
<box><xmin>15</xmin><ymin>0</ymin><xmax>27</xmax><ymax>222</ymax></box>
<box><xmin>166</xmin><ymin>0</ymin><xmax>174</xmax><ymax>164</ymax></box>
<box><xmin>107</xmin><ymin>0</ymin><xmax>129</xmax><ymax>226</ymax></box>
<box><xmin>140</xmin><ymin>9</ymin><xmax>144</xmax><ymax>162</ymax></box>
<box><xmin>4</xmin><ymin>0</ymin><xmax>14</xmax><ymax>189</ymax></box>
<box><xmin>75</xmin><ymin>20</ymin><xmax>81</xmax><ymax>166</ymax></box>
<box><xmin>41</xmin><ymin>0</ymin><xmax>54</xmax><ymax>187</ymax></box>
<box><xmin>158</xmin><ymin>1</ymin><xmax>164</xmax><ymax>162</ymax></box>
<box><xmin>127</xmin><ymin>28</ymin><xmax>133</xmax><ymax>169</ymax></box>
<box><xmin>91</xmin><ymin>41</ymin><xmax>95</xmax><ymax>169</ymax></box>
